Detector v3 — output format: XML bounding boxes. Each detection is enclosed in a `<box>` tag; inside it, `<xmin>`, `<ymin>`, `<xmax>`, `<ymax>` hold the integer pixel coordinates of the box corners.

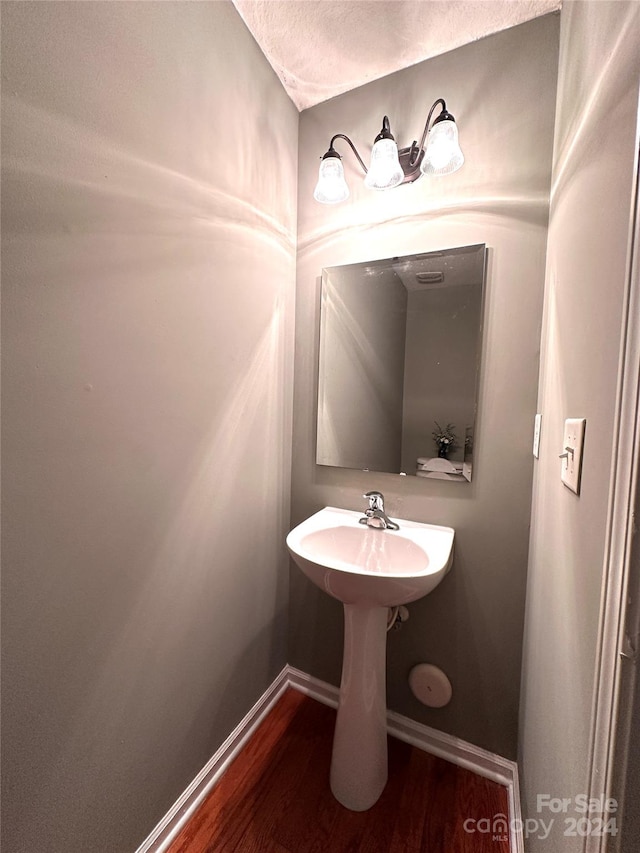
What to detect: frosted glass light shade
<box><xmin>314</xmin><ymin>156</ymin><xmax>350</xmax><ymax>204</ymax></box>
<box><xmin>364</xmin><ymin>138</ymin><xmax>404</xmax><ymax>190</ymax></box>
<box><xmin>421</xmin><ymin>120</ymin><xmax>464</xmax><ymax>176</ymax></box>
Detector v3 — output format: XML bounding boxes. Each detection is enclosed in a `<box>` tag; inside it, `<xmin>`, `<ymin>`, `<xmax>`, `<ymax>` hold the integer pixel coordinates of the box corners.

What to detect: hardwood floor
<box><xmin>167</xmin><ymin>689</ymin><xmax>510</xmax><ymax>853</ymax></box>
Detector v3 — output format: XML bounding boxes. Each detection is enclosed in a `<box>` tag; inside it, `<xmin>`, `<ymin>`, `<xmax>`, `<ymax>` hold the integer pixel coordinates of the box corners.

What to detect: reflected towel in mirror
<box><xmin>416</xmin><ymin>469</ymin><xmax>466</xmax><ymax>481</ymax></box>
<box><xmin>416</xmin><ymin>456</ymin><xmax>463</xmax><ymax>474</ymax></box>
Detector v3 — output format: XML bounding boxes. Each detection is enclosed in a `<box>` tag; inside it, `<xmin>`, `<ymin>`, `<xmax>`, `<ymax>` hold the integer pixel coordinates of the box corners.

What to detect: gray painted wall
<box><xmin>291</xmin><ymin>15</ymin><xmax>559</xmax><ymax>760</ymax></box>
<box><xmin>1</xmin><ymin>2</ymin><xmax>298</xmax><ymax>851</ymax></box>
<box><xmin>519</xmin><ymin>2</ymin><xmax>640</xmax><ymax>850</ymax></box>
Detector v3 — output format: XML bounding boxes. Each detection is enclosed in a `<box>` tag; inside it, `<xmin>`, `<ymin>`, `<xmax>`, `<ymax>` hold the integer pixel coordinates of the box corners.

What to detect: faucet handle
<box><xmin>363</xmin><ymin>490</ymin><xmax>385</xmax><ymax>511</ymax></box>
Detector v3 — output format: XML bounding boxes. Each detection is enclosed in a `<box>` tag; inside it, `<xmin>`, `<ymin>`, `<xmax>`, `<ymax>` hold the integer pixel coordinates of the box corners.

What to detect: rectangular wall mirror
<box><xmin>316</xmin><ymin>243</ymin><xmax>487</xmax><ymax>482</ymax></box>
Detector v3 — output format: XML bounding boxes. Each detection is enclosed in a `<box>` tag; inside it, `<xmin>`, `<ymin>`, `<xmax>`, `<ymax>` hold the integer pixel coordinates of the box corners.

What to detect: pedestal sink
<box><xmin>286</xmin><ymin>506</ymin><xmax>454</xmax><ymax>812</ymax></box>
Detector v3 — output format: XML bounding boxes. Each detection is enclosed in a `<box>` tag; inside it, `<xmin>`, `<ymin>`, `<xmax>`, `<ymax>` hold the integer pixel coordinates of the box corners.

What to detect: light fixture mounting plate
<box><xmin>398</xmin><ymin>146</ymin><xmax>425</xmax><ymax>184</ymax></box>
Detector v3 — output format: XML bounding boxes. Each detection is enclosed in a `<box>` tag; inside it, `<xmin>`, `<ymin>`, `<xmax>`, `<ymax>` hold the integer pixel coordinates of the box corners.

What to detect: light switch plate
<box><xmin>561</xmin><ymin>418</ymin><xmax>586</xmax><ymax>494</ymax></box>
<box><xmin>533</xmin><ymin>413</ymin><xmax>542</xmax><ymax>458</ymax></box>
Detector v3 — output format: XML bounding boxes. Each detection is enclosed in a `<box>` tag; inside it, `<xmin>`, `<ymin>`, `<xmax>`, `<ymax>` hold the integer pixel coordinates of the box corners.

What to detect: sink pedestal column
<box><xmin>330</xmin><ymin>604</ymin><xmax>389</xmax><ymax>811</ymax></box>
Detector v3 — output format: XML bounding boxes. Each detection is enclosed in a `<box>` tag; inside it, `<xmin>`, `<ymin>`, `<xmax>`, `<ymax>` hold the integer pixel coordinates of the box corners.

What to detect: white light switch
<box><xmin>560</xmin><ymin>418</ymin><xmax>586</xmax><ymax>494</ymax></box>
<box><xmin>533</xmin><ymin>413</ymin><xmax>542</xmax><ymax>458</ymax></box>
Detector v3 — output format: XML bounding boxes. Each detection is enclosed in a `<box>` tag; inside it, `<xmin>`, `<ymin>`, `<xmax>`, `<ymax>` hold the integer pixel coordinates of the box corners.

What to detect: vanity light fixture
<box><xmin>313</xmin><ymin>98</ymin><xmax>464</xmax><ymax>204</ymax></box>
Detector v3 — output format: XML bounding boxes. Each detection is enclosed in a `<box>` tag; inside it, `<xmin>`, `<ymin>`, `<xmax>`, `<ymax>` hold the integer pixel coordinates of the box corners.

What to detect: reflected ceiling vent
<box><xmin>415</xmin><ymin>271</ymin><xmax>445</xmax><ymax>287</ymax></box>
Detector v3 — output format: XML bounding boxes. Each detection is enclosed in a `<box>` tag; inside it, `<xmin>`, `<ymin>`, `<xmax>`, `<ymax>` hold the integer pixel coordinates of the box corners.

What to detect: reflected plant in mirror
<box><xmin>432</xmin><ymin>422</ymin><xmax>457</xmax><ymax>459</ymax></box>
<box><xmin>316</xmin><ymin>244</ymin><xmax>487</xmax><ymax>482</ymax></box>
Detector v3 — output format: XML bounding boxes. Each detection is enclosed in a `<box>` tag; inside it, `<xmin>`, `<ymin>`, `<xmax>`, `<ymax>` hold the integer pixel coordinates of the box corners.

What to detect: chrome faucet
<box><xmin>359</xmin><ymin>491</ymin><xmax>400</xmax><ymax>530</ymax></box>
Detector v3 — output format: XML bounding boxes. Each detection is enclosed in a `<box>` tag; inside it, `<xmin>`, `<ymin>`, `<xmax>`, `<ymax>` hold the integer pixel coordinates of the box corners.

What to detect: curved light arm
<box><xmin>409</xmin><ymin>98</ymin><xmax>447</xmax><ymax>167</ymax></box>
<box><xmin>328</xmin><ymin>133</ymin><xmax>368</xmax><ymax>174</ymax></box>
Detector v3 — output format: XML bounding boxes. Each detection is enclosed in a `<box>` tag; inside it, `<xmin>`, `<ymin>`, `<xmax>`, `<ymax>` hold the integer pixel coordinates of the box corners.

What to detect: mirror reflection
<box><xmin>316</xmin><ymin>243</ymin><xmax>487</xmax><ymax>482</ymax></box>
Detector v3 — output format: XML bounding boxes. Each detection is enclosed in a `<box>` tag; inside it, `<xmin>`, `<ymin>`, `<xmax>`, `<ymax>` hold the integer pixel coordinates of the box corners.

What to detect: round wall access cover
<box><xmin>409</xmin><ymin>663</ymin><xmax>453</xmax><ymax>708</ymax></box>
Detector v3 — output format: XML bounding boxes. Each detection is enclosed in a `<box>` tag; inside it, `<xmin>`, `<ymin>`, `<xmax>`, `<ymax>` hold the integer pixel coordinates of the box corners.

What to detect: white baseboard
<box><xmin>386</xmin><ymin>708</ymin><xmax>523</xmax><ymax>853</ymax></box>
<box><xmin>135</xmin><ymin>666</ymin><xmax>291</xmax><ymax>853</ymax></box>
<box><xmin>286</xmin><ymin>666</ymin><xmax>523</xmax><ymax>853</ymax></box>
<box><xmin>137</xmin><ymin>664</ymin><xmax>523</xmax><ymax>853</ymax></box>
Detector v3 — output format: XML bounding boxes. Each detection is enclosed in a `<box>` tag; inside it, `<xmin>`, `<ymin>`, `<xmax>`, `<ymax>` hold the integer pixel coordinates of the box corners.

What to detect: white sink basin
<box><xmin>286</xmin><ymin>506</ymin><xmax>454</xmax><ymax>606</ymax></box>
<box><xmin>286</xmin><ymin>505</ymin><xmax>454</xmax><ymax>812</ymax></box>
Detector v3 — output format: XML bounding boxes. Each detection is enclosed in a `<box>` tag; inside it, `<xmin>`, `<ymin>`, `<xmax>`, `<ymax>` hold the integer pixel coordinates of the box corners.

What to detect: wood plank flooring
<box><xmin>167</xmin><ymin>689</ymin><xmax>510</xmax><ymax>853</ymax></box>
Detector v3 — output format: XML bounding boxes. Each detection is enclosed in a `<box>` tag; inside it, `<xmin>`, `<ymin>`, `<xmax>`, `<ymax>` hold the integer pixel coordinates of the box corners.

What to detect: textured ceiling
<box><xmin>232</xmin><ymin>0</ymin><xmax>561</xmax><ymax>111</ymax></box>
